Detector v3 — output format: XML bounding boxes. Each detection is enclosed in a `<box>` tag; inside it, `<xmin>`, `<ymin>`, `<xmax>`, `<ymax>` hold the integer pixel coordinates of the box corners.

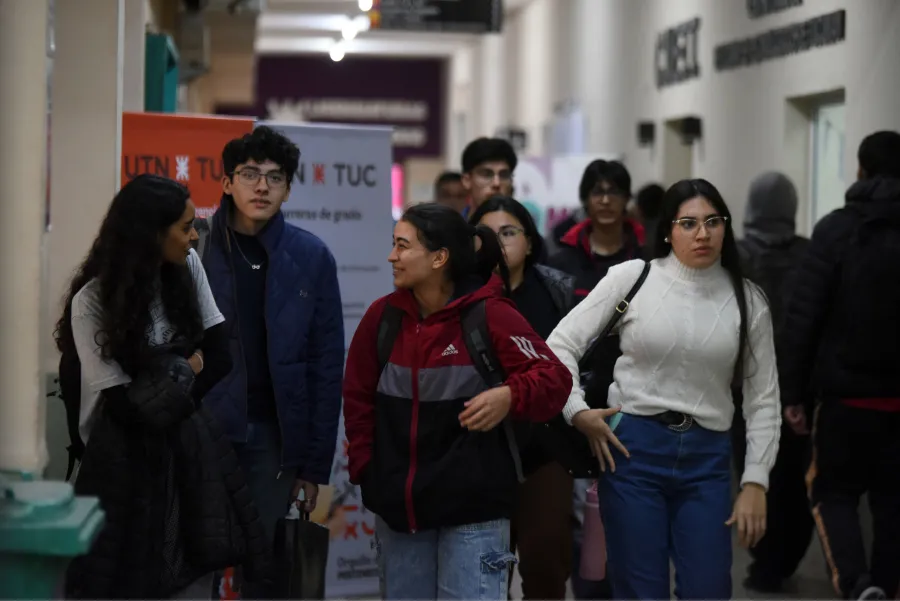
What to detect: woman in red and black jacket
<box><xmin>343</xmin><ymin>202</ymin><xmax>572</xmax><ymax>600</ymax></box>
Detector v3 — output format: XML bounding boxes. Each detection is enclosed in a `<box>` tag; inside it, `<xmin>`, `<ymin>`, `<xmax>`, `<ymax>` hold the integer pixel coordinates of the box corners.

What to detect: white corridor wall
<box><xmin>453</xmin><ymin>0</ymin><xmax>900</xmax><ymax>234</ymax></box>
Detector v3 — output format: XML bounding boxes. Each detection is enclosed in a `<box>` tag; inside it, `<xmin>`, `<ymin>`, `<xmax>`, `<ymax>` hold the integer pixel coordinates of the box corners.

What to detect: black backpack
<box><xmin>375</xmin><ymin>300</ymin><xmax>528</xmax><ymax>483</ymax></box>
<box><xmin>833</xmin><ymin>207</ymin><xmax>900</xmax><ymax>388</ymax></box>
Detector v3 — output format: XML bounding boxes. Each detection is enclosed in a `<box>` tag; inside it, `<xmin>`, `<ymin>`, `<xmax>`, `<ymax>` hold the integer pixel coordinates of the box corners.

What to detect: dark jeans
<box><xmin>509</xmin><ymin>461</ymin><xmax>574</xmax><ymax>600</ymax></box>
<box><xmin>732</xmin><ymin>414</ymin><xmax>815</xmax><ymax>587</ymax></box>
<box><xmin>600</xmin><ymin>414</ymin><xmax>733</xmax><ymax>599</ymax></box>
<box><xmin>807</xmin><ymin>402</ymin><xmax>900</xmax><ymax>598</ymax></box>
<box><xmin>233</xmin><ymin>420</ymin><xmax>296</xmax><ymax>599</ymax></box>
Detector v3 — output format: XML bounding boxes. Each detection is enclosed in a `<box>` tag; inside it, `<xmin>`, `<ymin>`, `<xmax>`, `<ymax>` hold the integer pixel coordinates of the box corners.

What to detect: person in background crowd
<box><xmin>342</xmin><ymin>203</ymin><xmax>572</xmax><ymax>600</ymax></box>
<box><xmin>780</xmin><ymin>130</ymin><xmax>900</xmax><ymax>601</ymax></box>
<box><xmin>434</xmin><ymin>170</ymin><xmax>468</xmax><ymax>214</ymax></box>
<box><xmin>634</xmin><ymin>183</ymin><xmax>665</xmax><ymax>254</ymax></box>
<box><xmin>470</xmin><ymin>196</ymin><xmax>576</xmax><ymax>600</ymax></box>
<box><xmin>57</xmin><ymin>175</ymin><xmax>267</xmax><ymax>599</ymax></box>
<box><xmin>202</xmin><ymin>126</ymin><xmax>345</xmax><ymax>598</ymax></box>
<box><xmin>547</xmin><ymin>160</ymin><xmax>645</xmax><ymax>299</ymax></box>
<box><xmin>548</xmin><ymin>179</ymin><xmax>780</xmax><ymax>599</ymax></box>
<box><xmin>731</xmin><ymin>171</ymin><xmax>814</xmax><ymax>594</ymax></box>
<box><xmin>460</xmin><ymin>137</ymin><xmax>518</xmax><ymax>217</ymax></box>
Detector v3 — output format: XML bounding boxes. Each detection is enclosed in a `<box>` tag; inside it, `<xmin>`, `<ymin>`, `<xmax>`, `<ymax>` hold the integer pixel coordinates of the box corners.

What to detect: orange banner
<box><xmin>122</xmin><ymin>112</ymin><xmax>255</xmax><ymax>217</ymax></box>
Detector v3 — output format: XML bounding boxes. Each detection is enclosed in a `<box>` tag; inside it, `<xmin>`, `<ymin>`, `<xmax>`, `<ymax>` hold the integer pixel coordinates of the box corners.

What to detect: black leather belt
<box><xmin>648</xmin><ymin>411</ymin><xmax>694</xmax><ymax>432</ymax></box>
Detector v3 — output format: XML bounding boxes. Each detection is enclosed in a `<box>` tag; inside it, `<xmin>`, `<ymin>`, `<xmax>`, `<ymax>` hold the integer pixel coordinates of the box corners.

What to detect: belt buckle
<box><xmin>668</xmin><ymin>413</ymin><xmax>693</xmax><ymax>432</ymax></box>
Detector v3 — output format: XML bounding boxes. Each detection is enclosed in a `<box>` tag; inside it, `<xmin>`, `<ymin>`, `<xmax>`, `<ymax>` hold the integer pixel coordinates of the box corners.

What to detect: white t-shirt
<box><xmin>70</xmin><ymin>249</ymin><xmax>225</xmax><ymax>442</ymax></box>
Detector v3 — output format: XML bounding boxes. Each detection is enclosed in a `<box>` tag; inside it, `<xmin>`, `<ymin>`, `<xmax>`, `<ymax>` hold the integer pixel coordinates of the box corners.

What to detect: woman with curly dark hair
<box><xmin>56</xmin><ymin>174</ymin><xmax>268</xmax><ymax>599</ymax></box>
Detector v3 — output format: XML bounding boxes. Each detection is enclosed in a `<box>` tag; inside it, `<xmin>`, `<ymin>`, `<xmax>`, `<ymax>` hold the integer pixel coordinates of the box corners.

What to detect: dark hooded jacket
<box><xmin>738</xmin><ymin>172</ymin><xmax>810</xmax><ymax>334</ymax></box>
<box><xmin>780</xmin><ymin>177</ymin><xmax>900</xmax><ymax>407</ymax></box>
<box><xmin>546</xmin><ymin>218</ymin><xmax>645</xmax><ymax>300</ymax></box>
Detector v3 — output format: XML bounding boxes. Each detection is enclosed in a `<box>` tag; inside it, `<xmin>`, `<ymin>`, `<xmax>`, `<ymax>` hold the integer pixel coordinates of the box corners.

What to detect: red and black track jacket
<box><xmin>342</xmin><ymin>276</ymin><xmax>572</xmax><ymax>533</ymax></box>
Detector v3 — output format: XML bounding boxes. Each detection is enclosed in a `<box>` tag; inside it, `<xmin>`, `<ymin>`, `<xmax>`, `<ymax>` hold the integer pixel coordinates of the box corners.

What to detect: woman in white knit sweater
<box><xmin>546</xmin><ymin>178</ymin><xmax>781</xmax><ymax>599</ymax></box>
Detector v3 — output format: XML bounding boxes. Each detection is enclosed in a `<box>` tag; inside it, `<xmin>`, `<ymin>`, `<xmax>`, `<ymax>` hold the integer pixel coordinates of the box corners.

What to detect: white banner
<box><xmin>257</xmin><ymin>121</ymin><xmax>393</xmax><ymax>599</ymax></box>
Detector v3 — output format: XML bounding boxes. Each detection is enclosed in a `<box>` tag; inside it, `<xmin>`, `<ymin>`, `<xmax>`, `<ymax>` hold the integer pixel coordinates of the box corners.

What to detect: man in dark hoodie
<box><xmin>731</xmin><ymin>171</ymin><xmax>814</xmax><ymax>594</ymax></box>
<box><xmin>547</xmin><ymin>160</ymin><xmax>644</xmax><ymax>298</ymax></box>
<box><xmin>780</xmin><ymin>131</ymin><xmax>900</xmax><ymax>600</ymax></box>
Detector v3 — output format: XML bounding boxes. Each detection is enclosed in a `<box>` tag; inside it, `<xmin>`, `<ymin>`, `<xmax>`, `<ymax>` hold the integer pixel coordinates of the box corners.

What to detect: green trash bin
<box><xmin>0</xmin><ymin>472</ymin><xmax>105</xmax><ymax>600</ymax></box>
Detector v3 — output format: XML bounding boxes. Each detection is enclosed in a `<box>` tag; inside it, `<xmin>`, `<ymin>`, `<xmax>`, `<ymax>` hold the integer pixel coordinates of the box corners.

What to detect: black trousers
<box><xmin>731</xmin><ymin>413</ymin><xmax>815</xmax><ymax>586</ymax></box>
<box><xmin>807</xmin><ymin>401</ymin><xmax>900</xmax><ymax>598</ymax></box>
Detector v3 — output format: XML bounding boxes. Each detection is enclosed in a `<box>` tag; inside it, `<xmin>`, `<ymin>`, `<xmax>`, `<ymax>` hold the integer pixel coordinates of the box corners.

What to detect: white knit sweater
<box><xmin>547</xmin><ymin>255</ymin><xmax>781</xmax><ymax>489</ymax></box>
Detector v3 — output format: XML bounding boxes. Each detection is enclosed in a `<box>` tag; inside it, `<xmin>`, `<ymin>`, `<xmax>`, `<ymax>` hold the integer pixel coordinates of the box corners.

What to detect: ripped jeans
<box><xmin>374</xmin><ymin>517</ymin><xmax>515</xmax><ymax>600</ymax></box>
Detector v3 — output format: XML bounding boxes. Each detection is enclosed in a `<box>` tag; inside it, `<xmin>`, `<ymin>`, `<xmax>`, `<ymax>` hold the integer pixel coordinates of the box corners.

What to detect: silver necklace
<box><xmin>230</xmin><ymin>230</ymin><xmax>265</xmax><ymax>270</ymax></box>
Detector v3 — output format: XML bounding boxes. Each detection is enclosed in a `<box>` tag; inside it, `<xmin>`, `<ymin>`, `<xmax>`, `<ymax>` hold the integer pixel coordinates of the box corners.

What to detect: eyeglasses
<box><xmin>234</xmin><ymin>168</ymin><xmax>288</xmax><ymax>189</ymax></box>
<box><xmin>590</xmin><ymin>188</ymin><xmax>627</xmax><ymax>202</ymax></box>
<box><xmin>473</xmin><ymin>167</ymin><xmax>513</xmax><ymax>183</ymax></box>
<box><xmin>672</xmin><ymin>216</ymin><xmax>729</xmax><ymax>233</ymax></box>
<box><xmin>497</xmin><ymin>226</ymin><xmax>525</xmax><ymax>244</ymax></box>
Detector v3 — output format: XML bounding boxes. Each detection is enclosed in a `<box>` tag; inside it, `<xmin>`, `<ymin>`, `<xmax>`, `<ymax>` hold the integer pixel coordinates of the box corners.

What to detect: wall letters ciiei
<box><xmin>259</xmin><ymin>121</ymin><xmax>394</xmax><ymax>599</ymax></box>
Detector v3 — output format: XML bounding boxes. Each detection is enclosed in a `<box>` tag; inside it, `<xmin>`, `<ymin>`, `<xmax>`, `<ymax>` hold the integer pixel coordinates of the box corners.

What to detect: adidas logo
<box><xmin>441</xmin><ymin>344</ymin><xmax>458</xmax><ymax>357</ymax></box>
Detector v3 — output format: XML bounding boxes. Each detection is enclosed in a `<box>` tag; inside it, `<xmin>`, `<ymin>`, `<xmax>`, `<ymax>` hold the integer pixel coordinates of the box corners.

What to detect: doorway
<box><xmin>662</xmin><ymin>118</ymin><xmax>694</xmax><ymax>186</ymax></box>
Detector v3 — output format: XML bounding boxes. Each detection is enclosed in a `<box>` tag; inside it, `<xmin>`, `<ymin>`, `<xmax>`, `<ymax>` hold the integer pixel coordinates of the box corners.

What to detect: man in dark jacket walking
<box><xmin>732</xmin><ymin>171</ymin><xmax>814</xmax><ymax>593</ymax></box>
<box><xmin>780</xmin><ymin>131</ymin><xmax>900</xmax><ymax>600</ymax></box>
<box><xmin>203</xmin><ymin>126</ymin><xmax>344</xmax><ymax>598</ymax></box>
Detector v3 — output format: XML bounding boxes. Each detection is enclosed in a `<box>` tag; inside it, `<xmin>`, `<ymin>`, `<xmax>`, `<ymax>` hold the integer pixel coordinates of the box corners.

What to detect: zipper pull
<box><xmin>277</xmin><ymin>470</ymin><xmax>283</xmax><ymax>480</ymax></box>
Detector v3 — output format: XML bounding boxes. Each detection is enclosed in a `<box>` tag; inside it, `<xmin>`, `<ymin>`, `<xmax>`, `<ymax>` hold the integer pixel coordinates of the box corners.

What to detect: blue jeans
<box><xmin>233</xmin><ymin>420</ymin><xmax>296</xmax><ymax>599</ymax></box>
<box><xmin>374</xmin><ymin>517</ymin><xmax>515</xmax><ymax>600</ymax></box>
<box><xmin>599</xmin><ymin>413</ymin><xmax>733</xmax><ymax>600</ymax></box>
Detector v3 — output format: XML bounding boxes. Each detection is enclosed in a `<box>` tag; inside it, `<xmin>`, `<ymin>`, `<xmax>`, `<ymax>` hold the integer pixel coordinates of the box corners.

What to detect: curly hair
<box><xmin>54</xmin><ymin>174</ymin><xmax>204</xmax><ymax>376</ymax></box>
<box><xmin>222</xmin><ymin>125</ymin><xmax>301</xmax><ymax>182</ymax></box>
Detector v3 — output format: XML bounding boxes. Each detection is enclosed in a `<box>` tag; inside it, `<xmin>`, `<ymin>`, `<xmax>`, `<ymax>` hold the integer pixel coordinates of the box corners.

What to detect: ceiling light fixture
<box><xmin>329</xmin><ymin>41</ymin><xmax>346</xmax><ymax>62</ymax></box>
<box><xmin>342</xmin><ymin>20</ymin><xmax>358</xmax><ymax>40</ymax></box>
<box><xmin>358</xmin><ymin>0</ymin><xmax>374</xmax><ymax>12</ymax></box>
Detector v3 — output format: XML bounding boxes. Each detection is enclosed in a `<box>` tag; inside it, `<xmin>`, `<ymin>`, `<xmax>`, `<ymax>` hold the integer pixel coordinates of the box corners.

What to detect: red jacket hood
<box><xmin>560</xmin><ymin>218</ymin><xmax>646</xmax><ymax>252</ymax></box>
<box><xmin>386</xmin><ymin>274</ymin><xmax>505</xmax><ymax>319</ymax></box>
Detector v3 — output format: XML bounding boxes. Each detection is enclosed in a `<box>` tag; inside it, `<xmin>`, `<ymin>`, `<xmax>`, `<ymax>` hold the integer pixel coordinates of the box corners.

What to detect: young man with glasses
<box><xmin>202</xmin><ymin>126</ymin><xmax>344</xmax><ymax>598</ymax></box>
<box><xmin>548</xmin><ymin>159</ymin><xmax>645</xmax><ymax>300</ymax></box>
<box><xmin>460</xmin><ymin>137</ymin><xmax>518</xmax><ymax>217</ymax></box>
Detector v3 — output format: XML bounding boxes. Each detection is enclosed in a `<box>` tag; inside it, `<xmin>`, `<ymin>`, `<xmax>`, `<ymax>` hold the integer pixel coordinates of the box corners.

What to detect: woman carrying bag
<box><xmin>547</xmin><ymin>179</ymin><xmax>781</xmax><ymax>599</ymax></box>
<box><xmin>56</xmin><ymin>174</ymin><xmax>269</xmax><ymax>599</ymax></box>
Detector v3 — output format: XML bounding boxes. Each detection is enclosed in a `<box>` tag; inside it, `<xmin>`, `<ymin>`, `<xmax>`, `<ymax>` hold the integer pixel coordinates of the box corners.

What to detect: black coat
<box><xmin>65</xmin><ymin>354</ymin><xmax>270</xmax><ymax>599</ymax></box>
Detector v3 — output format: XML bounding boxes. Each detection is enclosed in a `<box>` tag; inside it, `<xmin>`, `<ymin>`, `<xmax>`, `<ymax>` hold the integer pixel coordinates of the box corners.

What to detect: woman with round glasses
<box><xmin>547</xmin><ymin>179</ymin><xmax>781</xmax><ymax>599</ymax></box>
<box><xmin>470</xmin><ymin>195</ymin><xmax>577</xmax><ymax>600</ymax></box>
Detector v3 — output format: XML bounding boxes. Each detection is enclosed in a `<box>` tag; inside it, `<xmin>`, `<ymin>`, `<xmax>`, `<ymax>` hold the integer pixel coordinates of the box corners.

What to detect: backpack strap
<box><xmin>460</xmin><ymin>300</ymin><xmax>525</xmax><ymax>484</ymax></box>
<box><xmin>376</xmin><ymin>304</ymin><xmax>405</xmax><ymax>374</ymax></box>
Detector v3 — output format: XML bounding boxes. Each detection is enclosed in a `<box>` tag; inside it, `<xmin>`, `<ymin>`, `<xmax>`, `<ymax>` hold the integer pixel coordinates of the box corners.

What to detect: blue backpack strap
<box><xmin>459</xmin><ymin>300</ymin><xmax>525</xmax><ymax>484</ymax></box>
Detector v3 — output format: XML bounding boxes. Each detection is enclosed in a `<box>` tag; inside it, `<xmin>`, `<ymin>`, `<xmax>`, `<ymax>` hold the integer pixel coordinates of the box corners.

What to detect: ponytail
<box><xmin>472</xmin><ymin>224</ymin><xmax>511</xmax><ymax>296</ymax></box>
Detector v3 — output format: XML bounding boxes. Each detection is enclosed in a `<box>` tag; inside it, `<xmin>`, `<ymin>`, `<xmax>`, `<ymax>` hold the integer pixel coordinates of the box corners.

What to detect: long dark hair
<box><xmin>54</xmin><ymin>174</ymin><xmax>203</xmax><ymax>376</ymax></box>
<box><xmin>468</xmin><ymin>195</ymin><xmax>544</xmax><ymax>269</ymax></box>
<box><xmin>652</xmin><ymin>179</ymin><xmax>756</xmax><ymax>380</ymax></box>
<box><xmin>402</xmin><ymin>202</ymin><xmax>511</xmax><ymax>295</ymax></box>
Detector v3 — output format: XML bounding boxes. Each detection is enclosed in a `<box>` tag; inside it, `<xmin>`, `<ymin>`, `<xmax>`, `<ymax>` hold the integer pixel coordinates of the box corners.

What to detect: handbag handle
<box><xmin>577</xmin><ymin>263</ymin><xmax>652</xmax><ymax>374</ymax></box>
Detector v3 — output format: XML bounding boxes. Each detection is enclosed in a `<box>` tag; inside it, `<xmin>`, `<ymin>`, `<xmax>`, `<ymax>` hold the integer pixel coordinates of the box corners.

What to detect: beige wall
<box><xmin>181</xmin><ymin>11</ymin><xmax>257</xmax><ymax>114</ymax></box>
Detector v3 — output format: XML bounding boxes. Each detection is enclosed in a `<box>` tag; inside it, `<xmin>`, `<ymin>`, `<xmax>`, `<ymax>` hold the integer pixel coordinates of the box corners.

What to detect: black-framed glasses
<box><xmin>234</xmin><ymin>168</ymin><xmax>288</xmax><ymax>189</ymax></box>
<box><xmin>672</xmin><ymin>215</ymin><xmax>729</xmax><ymax>233</ymax></box>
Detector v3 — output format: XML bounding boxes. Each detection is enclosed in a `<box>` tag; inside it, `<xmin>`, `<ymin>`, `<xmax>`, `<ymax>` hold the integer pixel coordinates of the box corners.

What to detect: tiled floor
<box><xmin>509</xmin><ymin>539</ymin><xmax>835</xmax><ymax>600</ymax></box>
<box><xmin>509</xmin><ymin>520</ymin><xmax>852</xmax><ymax>600</ymax></box>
